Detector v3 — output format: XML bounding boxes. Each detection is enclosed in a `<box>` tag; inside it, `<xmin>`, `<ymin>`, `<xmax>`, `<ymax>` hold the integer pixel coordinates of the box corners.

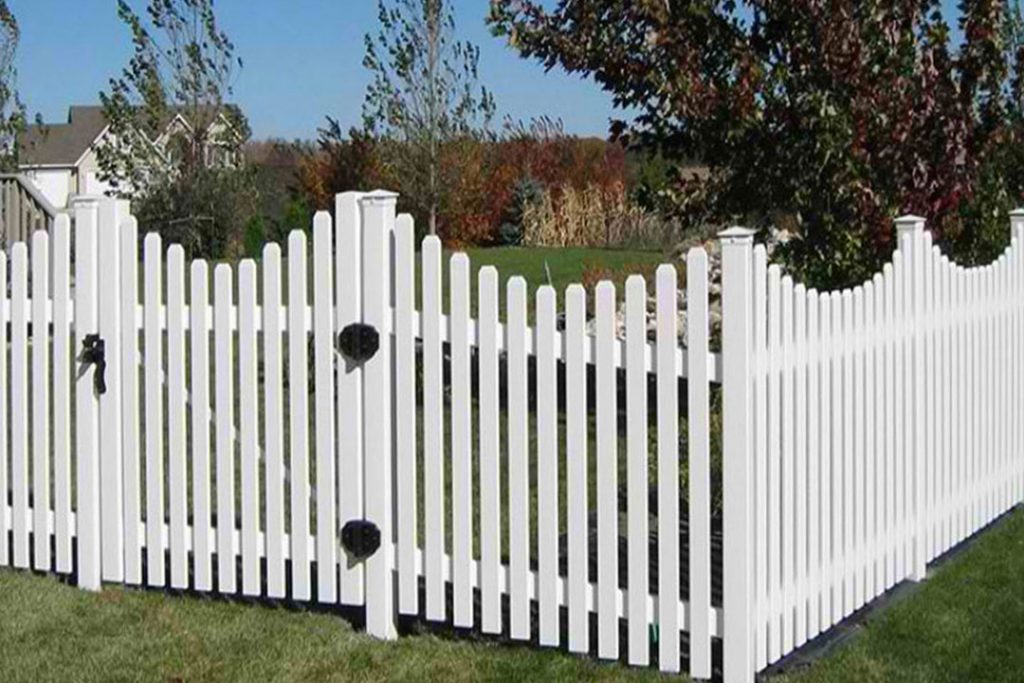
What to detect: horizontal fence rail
<box><xmin>2</xmin><ymin>195</ymin><xmax>1024</xmax><ymax>683</ymax></box>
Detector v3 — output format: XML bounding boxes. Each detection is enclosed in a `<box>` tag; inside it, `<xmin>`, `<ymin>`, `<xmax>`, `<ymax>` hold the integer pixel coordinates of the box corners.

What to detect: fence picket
<box><xmin>508</xmin><ymin>276</ymin><xmax>530</xmax><ymax>641</ymax></box>
<box><xmin>565</xmin><ymin>283</ymin><xmax>588</xmax><ymax>654</ymax></box>
<box><xmin>681</xmin><ymin>256</ymin><xmax>703</xmax><ymax>675</ymax></box>
<box><xmin>422</xmin><ymin>235</ymin><xmax>445</xmax><ymax>621</ymax></box>
<box><xmin>190</xmin><ymin>260</ymin><xmax>213</xmax><ymax>591</ymax></box>
<box><xmin>841</xmin><ymin>289</ymin><xmax>854</xmax><ymax>615</ymax></box>
<box><xmin>595</xmin><ymin>281</ymin><xmax>618</xmax><ymax>660</ymax></box>
<box><xmin>214</xmin><ymin>263</ymin><xmax>237</xmax><ymax>594</ymax></box>
<box><xmin>0</xmin><ymin>248</ymin><xmax>6</xmax><ymax>568</ymax></box>
<box><xmin>52</xmin><ymin>216</ymin><xmax>72</xmax><ymax>574</ymax></box>
<box><xmin>626</xmin><ymin>275</ymin><xmax>648</xmax><ymax>666</ymax></box>
<box><xmin>287</xmin><ymin>231</ymin><xmax>311</xmax><ymax>601</ymax></box>
<box><xmin>167</xmin><ymin>245</ymin><xmax>188</xmax><ymax>589</ymax></box>
<box><xmin>870</xmin><ymin>275</ymin><xmax>884</xmax><ymax>598</ymax></box>
<box><xmin>262</xmin><ymin>245</ymin><xmax>285</xmax><ymax>598</ymax></box>
<box><xmin>806</xmin><ymin>288</ymin><xmax>820</xmax><ymax>639</ymax></box>
<box><xmin>395</xmin><ymin>215</ymin><xmax>418</xmax><ymax>616</ymax></box>
<box><xmin>336</xmin><ymin>193</ymin><xmax>364</xmax><ymax>606</ymax></box>
<box><xmin>830</xmin><ymin>290</ymin><xmax>844</xmax><ymax>624</ymax></box>
<box><xmin>239</xmin><ymin>259</ymin><xmax>260</xmax><ymax>596</ymax></box>
<box><xmin>852</xmin><ymin>286</ymin><xmax>864</xmax><ymax>609</ymax></box>
<box><xmin>451</xmin><ymin>252</ymin><xmax>474</xmax><ymax>628</ymax></box>
<box><xmin>766</xmin><ymin>264</ymin><xmax>781</xmax><ymax>660</ymax></box>
<box><xmin>31</xmin><ymin>230</ymin><xmax>50</xmax><ymax>572</ymax></box>
<box><xmin>478</xmin><ymin>266</ymin><xmax>501</xmax><ymax>633</ymax></box>
<box><xmin>884</xmin><ymin>262</ymin><xmax>896</xmax><ymax>588</ymax></box>
<box><xmin>10</xmin><ymin>242</ymin><xmax>27</xmax><ymax>569</ymax></box>
<box><xmin>122</xmin><ymin>217</ymin><xmax>142</xmax><ymax>585</ymax></box>
<box><xmin>753</xmin><ymin>246</ymin><xmax>769</xmax><ymax>668</ymax></box>
<box><xmin>313</xmin><ymin>212</ymin><xmax>336</xmax><ymax>603</ymax></box>
<box><xmin>144</xmin><ymin>234</ymin><xmax>165</xmax><ymax>587</ymax></box>
<box><xmin>793</xmin><ymin>282</ymin><xmax>808</xmax><ymax>646</ymax></box>
<box><xmin>74</xmin><ymin>199</ymin><xmax>101</xmax><ymax>591</ymax></box>
<box><xmin>537</xmin><ymin>284</ymin><xmax>559</xmax><ymax>646</ymax></box>
<box><xmin>780</xmin><ymin>276</ymin><xmax>794</xmax><ymax>653</ymax></box>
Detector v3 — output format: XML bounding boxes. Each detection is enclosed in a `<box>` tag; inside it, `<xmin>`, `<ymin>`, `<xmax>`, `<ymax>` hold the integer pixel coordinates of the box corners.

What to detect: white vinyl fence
<box><xmin>1</xmin><ymin>193</ymin><xmax>1023</xmax><ymax>683</ymax></box>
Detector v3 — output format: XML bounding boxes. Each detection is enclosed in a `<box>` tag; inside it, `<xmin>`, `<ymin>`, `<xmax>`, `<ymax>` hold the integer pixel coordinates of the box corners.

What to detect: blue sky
<box><xmin>13</xmin><ymin>0</ymin><xmax>966</xmax><ymax>141</ymax></box>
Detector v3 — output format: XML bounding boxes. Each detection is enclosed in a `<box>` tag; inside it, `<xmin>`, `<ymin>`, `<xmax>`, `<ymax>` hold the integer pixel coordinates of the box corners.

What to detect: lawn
<box><xmin>2</xmin><ymin>508</ymin><xmax>1024</xmax><ymax>682</ymax></box>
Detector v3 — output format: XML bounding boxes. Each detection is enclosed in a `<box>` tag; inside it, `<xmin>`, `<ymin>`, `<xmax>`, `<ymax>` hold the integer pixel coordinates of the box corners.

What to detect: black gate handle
<box><xmin>80</xmin><ymin>334</ymin><xmax>107</xmax><ymax>396</ymax></box>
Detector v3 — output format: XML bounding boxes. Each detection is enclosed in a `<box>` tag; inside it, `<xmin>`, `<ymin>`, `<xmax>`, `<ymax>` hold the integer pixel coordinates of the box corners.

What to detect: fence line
<box><xmin>2</xmin><ymin>195</ymin><xmax>1024</xmax><ymax>682</ymax></box>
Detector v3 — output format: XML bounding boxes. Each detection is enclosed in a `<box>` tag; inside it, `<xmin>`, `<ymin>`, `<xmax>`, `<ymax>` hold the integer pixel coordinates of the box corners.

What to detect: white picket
<box><xmin>793</xmin><ymin>282</ymin><xmax>808</xmax><ymax>646</ymax></box>
<box><xmin>818</xmin><ymin>291</ymin><xmax>833</xmax><ymax>625</ymax></box>
<box><xmin>0</xmin><ymin>248</ymin><xmax>6</xmax><ymax>568</ymax></box>
<box><xmin>893</xmin><ymin>250</ymin><xmax>907</xmax><ymax>580</ymax></box>
<box><xmin>869</xmin><ymin>276</ymin><xmax>882</xmax><ymax>598</ymax></box>
<box><xmin>422</xmin><ymin>235</ymin><xmax>445</xmax><ymax>621</ymax></box>
<box><xmin>806</xmin><ymin>288</ymin><xmax>821</xmax><ymax>638</ymax></box>
<box><xmin>98</xmin><ymin>200</ymin><xmax>125</xmax><ymax>582</ymax></box>
<box><xmin>239</xmin><ymin>259</ymin><xmax>260</xmax><ymax>596</ymax></box>
<box><xmin>336</xmin><ymin>193</ymin><xmax>365</xmax><ymax>606</ymax></box>
<box><xmin>450</xmin><ymin>252</ymin><xmax>474</xmax><ymax>628</ymax></box>
<box><xmin>287</xmin><ymin>231</ymin><xmax>311</xmax><ymax>601</ymax></box>
<box><xmin>52</xmin><ymin>215</ymin><xmax>72</xmax><ymax>574</ymax></box>
<box><xmin>766</xmin><ymin>264</ymin><xmax>781</xmax><ymax>659</ymax></box>
<box><xmin>841</xmin><ymin>289</ymin><xmax>854</xmax><ymax>615</ymax></box>
<box><xmin>262</xmin><ymin>244</ymin><xmax>286</xmax><ymax>598</ymax></box>
<box><xmin>313</xmin><ymin>212</ymin><xmax>336</xmax><ymax>603</ymax></box>
<box><xmin>395</xmin><ymin>214</ymin><xmax>418</xmax><ymax>616</ymax></box>
<box><xmin>753</xmin><ymin>246</ymin><xmax>769</xmax><ymax>667</ymax></box>
<box><xmin>214</xmin><ymin>263</ymin><xmax>235</xmax><ymax>594</ymax></box>
<box><xmin>675</xmin><ymin>259</ymin><xmax>700</xmax><ymax>675</ymax></box>
<box><xmin>31</xmin><ymin>230</ymin><xmax>50</xmax><ymax>572</ymax></box>
<box><xmin>565</xmin><ymin>283</ymin><xmax>588</xmax><ymax>654</ymax></box>
<box><xmin>595</xmin><ymin>280</ymin><xmax>618</xmax><ymax>660</ymax></box>
<box><xmin>660</xmin><ymin>263</ymin><xmax>683</xmax><ymax>675</ymax></box>
<box><xmin>830</xmin><ymin>290</ymin><xmax>844</xmax><ymax>624</ymax></box>
<box><xmin>626</xmin><ymin>275</ymin><xmax>648</xmax><ymax>666</ymax></box>
<box><xmin>122</xmin><ymin>217</ymin><xmax>142</xmax><ymax>585</ymax></box>
<box><xmin>144</xmin><ymin>233</ymin><xmax>165</xmax><ymax>587</ymax></box>
<box><xmin>537</xmin><ymin>284</ymin><xmax>559</xmax><ymax>646</ymax></box>
<box><xmin>478</xmin><ymin>266</ymin><xmax>501</xmax><ymax>633</ymax></box>
<box><xmin>74</xmin><ymin>199</ymin><xmax>101</xmax><ymax>592</ymax></box>
<box><xmin>780</xmin><ymin>275</ymin><xmax>794</xmax><ymax>654</ymax></box>
<box><xmin>10</xmin><ymin>242</ymin><xmax>27</xmax><ymax>569</ymax></box>
<box><xmin>167</xmin><ymin>245</ymin><xmax>188</xmax><ymax>589</ymax></box>
<box><xmin>190</xmin><ymin>259</ymin><xmax>213</xmax><ymax>591</ymax></box>
<box><xmin>852</xmin><ymin>286</ymin><xmax>864</xmax><ymax>609</ymax></box>
<box><xmin>884</xmin><ymin>262</ymin><xmax>896</xmax><ymax>587</ymax></box>
<box><xmin>508</xmin><ymin>276</ymin><xmax>530</xmax><ymax>641</ymax></box>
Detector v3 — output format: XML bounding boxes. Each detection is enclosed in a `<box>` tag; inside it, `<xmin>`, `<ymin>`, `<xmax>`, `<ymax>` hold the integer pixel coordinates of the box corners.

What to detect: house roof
<box><xmin>19</xmin><ymin>105</ymin><xmax>109</xmax><ymax>167</ymax></box>
<box><xmin>18</xmin><ymin>104</ymin><xmax>243</xmax><ymax>168</ymax></box>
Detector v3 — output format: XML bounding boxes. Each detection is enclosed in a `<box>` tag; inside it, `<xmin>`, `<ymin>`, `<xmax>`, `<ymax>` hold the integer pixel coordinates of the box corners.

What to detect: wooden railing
<box><xmin>0</xmin><ymin>174</ymin><xmax>58</xmax><ymax>248</ymax></box>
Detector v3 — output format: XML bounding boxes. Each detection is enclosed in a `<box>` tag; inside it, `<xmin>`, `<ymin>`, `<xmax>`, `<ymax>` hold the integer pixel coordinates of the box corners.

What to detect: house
<box><xmin>17</xmin><ymin>105</ymin><xmax>243</xmax><ymax>210</ymax></box>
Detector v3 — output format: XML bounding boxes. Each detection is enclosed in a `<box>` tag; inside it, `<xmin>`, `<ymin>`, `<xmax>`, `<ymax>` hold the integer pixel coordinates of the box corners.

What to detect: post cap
<box><xmin>718</xmin><ymin>226</ymin><xmax>756</xmax><ymax>244</ymax></box>
<box><xmin>894</xmin><ymin>214</ymin><xmax>925</xmax><ymax>235</ymax></box>
<box><xmin>1009</xmin><ymin>208</ymin><xmax>1024</xmax><ymax>220</ymax></box>
<box><xmin>359</xmin><ymin>189</ymin><xmax>400</xmax><ymax>206</ymax></box>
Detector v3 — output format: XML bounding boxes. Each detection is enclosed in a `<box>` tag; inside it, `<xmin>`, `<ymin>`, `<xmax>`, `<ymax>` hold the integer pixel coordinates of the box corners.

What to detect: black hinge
<box><xmin>340</xmin><ymin>520</ymin><xmax>381</xmax><ymax>560</ymax></box>
<box><xmin>336</xmin><ymin>323</ymin><xmax>380</xmax><ymax>363</ymax></box>
<box><xmin>79</xmin><ymin>334</ymin><xmax>107</xmax><ymax>396</ymax></box>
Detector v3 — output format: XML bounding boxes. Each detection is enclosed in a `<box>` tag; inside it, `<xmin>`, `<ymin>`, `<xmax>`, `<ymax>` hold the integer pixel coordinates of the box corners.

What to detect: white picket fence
<box><xmin>1</xmin><ymin>192</ymin><xmax>1023</xmax><ymax>683</ymax></box>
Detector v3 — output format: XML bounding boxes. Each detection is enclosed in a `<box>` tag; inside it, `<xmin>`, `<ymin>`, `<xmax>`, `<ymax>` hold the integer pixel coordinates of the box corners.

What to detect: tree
<box><xmin>97</xmin><ymin>0</ymin><xmax>254</xmax><ymax>256</ymax></box>
<box><xmin>364</xmin><ymin>0</ymin><xmax>495</xmax><ymax>235</ymax></box>
<box><xmin>490</xmin><ymin>1</ymin><xmax>1024</xmax><ymax>288</ymax></box>
<box><xmin>0</xmin><ymin>1</ymin><xmax>26</xmax><ymax>172</ymax></box>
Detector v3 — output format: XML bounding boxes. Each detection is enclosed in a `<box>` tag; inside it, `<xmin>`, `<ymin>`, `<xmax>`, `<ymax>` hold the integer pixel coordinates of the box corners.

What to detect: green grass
<box><xmin>3</xmin><ymin>508</ymin><xmax>1024</xmax><ymax>682</ymax></box>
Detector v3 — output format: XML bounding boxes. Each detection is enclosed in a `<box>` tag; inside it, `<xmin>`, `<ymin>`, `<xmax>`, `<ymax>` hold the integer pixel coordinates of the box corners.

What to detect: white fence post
<box><xmin>721</xmin><ymin>226</ymin><xmax>755</xmax><ymax>683</ymax></box>
<box><xmin>895</xmin><ymin>215</ymin><xmax>927</xmax><ymax>582</ymax></box>
<box><xmin>72</xmin><ymin>196</ymin><xmax>102</xmax><ymax>592</ymax></box>
<box><xmin>360</xmin><ymin>190</ymin><xmax>398</xmax><ymax>640</ymax></box>
<box><xmin>98</xmin><ymin>197</ymin><xmax>128</xmax><ymax>583</ymax></box>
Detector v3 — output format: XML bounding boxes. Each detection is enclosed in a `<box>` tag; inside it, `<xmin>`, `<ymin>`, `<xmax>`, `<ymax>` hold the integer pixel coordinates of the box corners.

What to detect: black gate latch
<box><xmin>80</xmin><ymin>334</ymin><xmax>107</xmax><ymax>396</ymax></box>
<box><xmin>340</xmin><ymin>520</ymin><xmax>381</xmax><ymax>560</ymax></box>
<box><xmin>336</xmin><ymin>323</ymin><xmax>380</xmax><ymax>363</ymax></box>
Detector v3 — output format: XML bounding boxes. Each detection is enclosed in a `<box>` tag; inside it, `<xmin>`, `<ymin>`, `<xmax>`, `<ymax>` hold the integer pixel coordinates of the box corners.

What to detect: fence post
<box><xmin>721</xmin><ymin>226</ymin><xmax>755</xmax><ymax>683</ymax></box>
<box><xmin>895</xmin><ymin>215</ymin><xmax>927</xmax><ymax>582</ymax></box>
<box><xmin>359</xmin><ymin>190</ymin><xmax>398</xmax><ymax>640</ymax></box>
<box><xmin>98</xmin><ymin>198</ymin><xmax>129</xmax><ymax>583</ymax></box>
<box><xmin>72</xmin><ymin>196</ymin><xmax>102</xmax><ymax>591</ymax></box>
